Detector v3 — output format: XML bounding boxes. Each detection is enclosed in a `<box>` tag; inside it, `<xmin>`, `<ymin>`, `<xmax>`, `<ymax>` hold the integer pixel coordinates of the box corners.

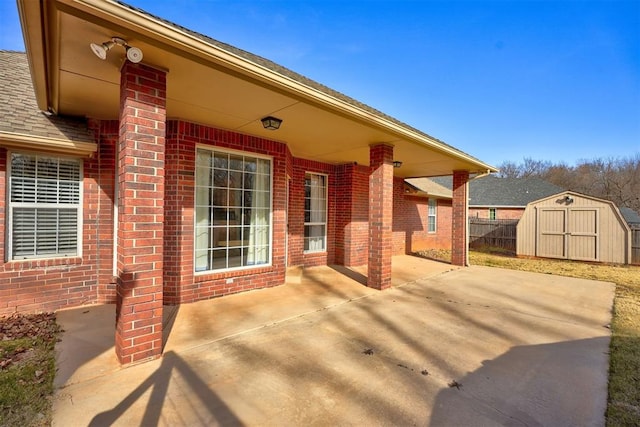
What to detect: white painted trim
<box><xmin>303</xmin><ymin>171</ymin><xmax>329</xmax><ymax>254</ymax></box>
<box><xmin>193</xmin><ymin>144</ymin><xmax>274</xmax><ymax>274</ymax></box>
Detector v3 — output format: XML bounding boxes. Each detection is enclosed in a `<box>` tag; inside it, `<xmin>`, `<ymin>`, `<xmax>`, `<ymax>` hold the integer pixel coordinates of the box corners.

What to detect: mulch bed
<box><xmin>0</xmin><ymin>312</ymin><xmax>60</xmax><ymax>369</ymax></box>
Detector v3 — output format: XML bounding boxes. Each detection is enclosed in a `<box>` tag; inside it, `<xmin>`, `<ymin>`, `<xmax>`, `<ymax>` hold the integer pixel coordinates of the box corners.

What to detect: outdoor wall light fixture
<box><xmin>90</xmin><ymin>37</ymin><xmax>143</xmax><ymax>63</ymax></box>
<box><xmin>564</xmin><ymin>195</ymin><xmax>574</xmax><ymax>204</ymax></box>
<box><xmin>393</xmin><ymin>161</ymin><xmax>403</xmax><ymax>168</ymax></box>
<box><xmin>261</xmin><ymin>116</ymin><xmax>283</xmax><ymax>130</ymax></box>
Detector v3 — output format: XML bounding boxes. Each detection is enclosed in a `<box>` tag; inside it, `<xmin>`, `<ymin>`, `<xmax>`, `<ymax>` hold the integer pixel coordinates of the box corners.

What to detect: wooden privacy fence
<box><xmin>468</xmin><ymin>218</ymin><xmax>518</xmax><ymax>253</ymax></box>
<box><xmin>632</xmin><ymin>226</ymin><xmax>640</xmax><ymax>265</ymax></box>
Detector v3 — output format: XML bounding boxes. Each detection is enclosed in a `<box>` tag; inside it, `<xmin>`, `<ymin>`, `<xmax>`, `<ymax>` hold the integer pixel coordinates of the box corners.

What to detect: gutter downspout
<box><xmin>465</xmin><ymin>170</ymin><xmax>493</xmax><ymax>266</ymax></box>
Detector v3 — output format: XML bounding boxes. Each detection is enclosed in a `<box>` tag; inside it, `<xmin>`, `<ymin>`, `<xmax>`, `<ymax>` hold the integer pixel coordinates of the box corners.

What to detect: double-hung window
<box><xmin>8</xmin><ymin>153</ymin><xmax>82</xmax><ymax>260</ymax></box>
<box><xmin>194</xmin><ymin>148</ymin><xmax>272</xmax><ymax>272</ymax></box>
<box><xmin>489</xmin><ymin>208</ymin><xmax>497</xmax><ymax>220</ymax></box>
<box><xmin>304</xmin><ymin>173</ymin><xmax>327</xmax><ymax>252</ymax></box>
<box><xmin>427</xmin><ymin>199</ymin><xmax>437</xmax><ymax>233</ymax></box>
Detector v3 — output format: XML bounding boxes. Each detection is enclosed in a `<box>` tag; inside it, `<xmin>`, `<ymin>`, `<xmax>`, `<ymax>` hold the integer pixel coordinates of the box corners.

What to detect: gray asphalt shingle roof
<box><xmin>620</xmin><ymin>207</ymin><xmax>640</xmax><ymax>225</ymax></box>
<box><xmin>0</xmin><ymin>50</ymin><xmax>93</xmax><ymax>142</ymax></box>
<box><xmin>429</xmin><ymin>175</ymin><xmax>565</xmax><ymax>207</ymax></box>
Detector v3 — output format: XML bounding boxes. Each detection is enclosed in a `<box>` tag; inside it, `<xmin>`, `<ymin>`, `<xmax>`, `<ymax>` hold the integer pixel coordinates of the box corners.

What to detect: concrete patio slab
<box><xmin>52</xmin><ymin>256</ymin><xmax>614</xmax><ymax>426</ymax></box>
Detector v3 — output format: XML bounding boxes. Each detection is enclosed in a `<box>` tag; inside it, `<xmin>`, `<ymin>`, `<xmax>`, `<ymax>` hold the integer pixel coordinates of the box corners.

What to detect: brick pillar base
<box><xmin>115</xmin><ymin>62</ymin><xmax>167</xmax><ymax>365</ymax></box>
<box><xmin>451</xmin><ymin>170</ymin><xmax>469</xmax><ymax>266</ymax></box>
<box><xmin>368</xmin><ymin>144</ymin><xmax>394</xmax><ymax>289</ymax></box>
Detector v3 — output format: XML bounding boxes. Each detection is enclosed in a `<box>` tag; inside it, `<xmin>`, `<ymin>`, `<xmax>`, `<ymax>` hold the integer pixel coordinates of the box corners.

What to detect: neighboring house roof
<box><xmin>404</xmin><ymin>178</ymin><xmax>452</xmax><ymax>199</ymax></box>
<box><xmin>0</xmin><ymin>51</ymin><xmax>94</xmax><ymax>145</ymax></box>
<box><xmin>620</xmin><ymin>207</ymin><xmax>640</xmax><ymax>226</ymax></box>
<box><xmin>429</xmin><ymin>175</ymin><xmax>564</xmax><ymax>207</ymax></box>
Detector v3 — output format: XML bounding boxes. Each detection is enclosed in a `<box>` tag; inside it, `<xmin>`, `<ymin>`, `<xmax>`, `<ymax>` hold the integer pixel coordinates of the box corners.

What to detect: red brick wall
<box><xmin>392</xmin><ymin>178</ymin><xmax>453</xmax><ymax>253</ymax></box>
<box><xmin>451</xmin><ymin>170</ymin><xmax>469</xmax><ymax>266</ymax></box>
<box><xmin>116</xmin><ymin>62</ymin><xmax>166</xmax><ymax>364</ymax></box>
<box><xmin>2</xmin><ymin>112</ymin><xmax>464</xmax><ymax>324</ymax></box>
<box><xmin>470</xmin><ymin>207</ymin><xmax>524</xmax><ymax>220</ymax></box>
<box><xmin>368</xmin><ymin>144</ymin><xmax>393</xmax><ymax>290</ymax></box>
<box><xmin>90</xmin><ymin>120</ymin><xmax>118</xmax><ymax>304</ymax></box>
<box><xmin>334</xmin><ymin>163</ymin><xmax>370</xmax><ymax>267</ymax></box>
<box><xmin>0</xmin><ymin>132</ymin><xmax>116</xmax><ymax>315</ymax></box>
<box><xmin>163</xmin><ymin>120</ymin><xmax>288</xmax><ymax>305</ymax></box>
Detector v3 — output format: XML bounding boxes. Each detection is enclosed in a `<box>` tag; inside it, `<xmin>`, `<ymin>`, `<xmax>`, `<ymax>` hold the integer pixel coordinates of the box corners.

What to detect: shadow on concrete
<box><xmin>428</xmin><ymin>337</ymin><xmax>610</xmax><ymax>427</ymax></box>
<box><xmin>162</xmin><ymin>304</ymin><xmax>180</xmax><ymax>352</ymax></box>
<box><xmin>54</xmin><ymin>304</ymin><xmax>119</xmax><ymax>388</ymax></box>
<box><xmin>328</xmin><ymin>264</ymin><xmax>368</xmax><ymax>285</ymax></box>
<box><xmin>52</xmin><ymin>258</ymin><xmax>613</xmax><ymax>425</ymax></box>
<box><xmin>88</xmin><ymin>351</ymin><xmax>242</xmax><ymax>426</ymax></box>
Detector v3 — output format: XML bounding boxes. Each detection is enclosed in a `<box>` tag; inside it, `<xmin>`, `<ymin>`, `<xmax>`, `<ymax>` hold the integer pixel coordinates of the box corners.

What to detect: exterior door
<box><xmin>537</xmin><ymin>208</ymin><xmax>567</xmax><ymax>258</ymax></box>
<box><xmin>567</xmin><ymin>208</ymin><xmax>598</xmax><ymax>261</ymax></box>
<box><xmin>536</xmin><ymin>207</ymin><xmax>599</xmax><ymax>261</ymax></box>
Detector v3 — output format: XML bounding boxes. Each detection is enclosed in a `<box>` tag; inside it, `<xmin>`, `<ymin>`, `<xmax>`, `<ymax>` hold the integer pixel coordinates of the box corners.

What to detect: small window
<box><xmin>428</xmin><ymin>199</ymin><xmax>437</xmax><ymax>233</ymax></box>
<box><xmin>8</xmin><ymin>153</ymin><xmax>82</xmax><ymax>260</ymax></box>
<box><xmin>489</xmin><ymin>208</ymin><xmax>497</xmax><ymax>220</ymax></box>
<box><xmin>304</xmin><ymin>173</ymin><xmax>327</xmax><ymax>252</ymax></box>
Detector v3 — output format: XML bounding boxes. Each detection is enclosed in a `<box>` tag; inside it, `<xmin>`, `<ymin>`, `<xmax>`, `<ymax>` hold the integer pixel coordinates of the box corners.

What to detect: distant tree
<box><xmin>497</xmin><ymin>157</ymin><xmax>551</xmax><ymax>178</ymax></box>
<box><xmin>520</xmin><ymin>158</ymin><xmax>552</xmax><ymax>178</ymax></box>
<box><xmin>496</xmin><ymin>153</ymin><xmax>640</xmax><ymax>213</ymax></box>
<box><xmin>496</xmin><ymin>160</ymin><xmax>520</xmax><ymax>178</ymax></box>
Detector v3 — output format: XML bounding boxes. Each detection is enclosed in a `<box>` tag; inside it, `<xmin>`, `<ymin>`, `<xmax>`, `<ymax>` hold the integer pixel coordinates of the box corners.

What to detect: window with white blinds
<box><xmin>9</xmin><ymin>153</ymin><xmax>82</xmax><ymax>260</ymax></box>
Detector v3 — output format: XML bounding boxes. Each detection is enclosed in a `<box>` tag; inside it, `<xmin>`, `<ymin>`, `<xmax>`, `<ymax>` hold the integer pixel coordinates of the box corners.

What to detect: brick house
<box><xmin>428</xmin><ymin>175</ymin><xmax>563</xmax><ymax>220</ymax></box>
<box><xmin>1</xmin><ymin>0</ymin><xmax>496</xmax><ymax>365</ymax></box>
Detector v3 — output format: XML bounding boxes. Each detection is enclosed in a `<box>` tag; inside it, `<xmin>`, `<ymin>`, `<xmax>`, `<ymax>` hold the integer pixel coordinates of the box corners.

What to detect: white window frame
<box><xmin>427</xmin><ymin>198</ymin><xmax>437</xmax><ymax>233</ymax></box>
<box><xmin>193</xmin><ymin>145</ymin><xmax>273</xmax><ymax>274</ymax></box>
<box><xmin>7</xmin><ymin>151</ymin><xmax>83</xmax><ymax>261</ymax></box>
<box><xmin>304</xmin><ymin>172</ymin><xmax>328</xmax><ymax>253</ymax></box>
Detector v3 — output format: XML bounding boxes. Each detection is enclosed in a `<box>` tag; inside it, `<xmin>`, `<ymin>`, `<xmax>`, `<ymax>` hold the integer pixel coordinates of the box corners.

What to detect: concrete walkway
<box><xmin>53</xmin><ymin>256</ymin><xmax>614</xmax><ymax>426</ymax></box>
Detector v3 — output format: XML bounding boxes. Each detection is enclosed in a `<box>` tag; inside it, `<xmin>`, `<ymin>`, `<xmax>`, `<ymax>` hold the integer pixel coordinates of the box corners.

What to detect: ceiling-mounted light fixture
<box><xmin>261</xmin><ymin>116</ymin><xmax>283</xmax><ymax>130</ymax></box>
<box><xmin>89</xmin><ymin>37</ymin><xmax>143</xmax><ymax>63</ymax></box>
<box><xmin>393</xmin><ymin>161</ymin><xmax>403</xmax><ymax>168</ymax></box>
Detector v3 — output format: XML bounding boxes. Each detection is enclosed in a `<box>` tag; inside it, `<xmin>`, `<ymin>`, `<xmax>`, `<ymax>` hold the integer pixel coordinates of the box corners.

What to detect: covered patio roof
<box><xmin>18</xmin><ymin>0</ymin><xmax>497</xmax><ymax>178</ymax></box>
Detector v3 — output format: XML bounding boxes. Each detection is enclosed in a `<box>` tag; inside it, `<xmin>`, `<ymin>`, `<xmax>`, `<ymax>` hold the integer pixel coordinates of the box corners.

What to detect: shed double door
<box><xmin>536</xmin><ymin>207</ymin><xmax>599</xmax><ymax>261</ymax></box>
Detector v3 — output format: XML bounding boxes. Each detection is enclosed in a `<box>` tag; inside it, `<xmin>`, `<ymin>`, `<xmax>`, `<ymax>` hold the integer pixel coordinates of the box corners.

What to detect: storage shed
<box><xmin>517</xmin><ymin>191</ymin><xmax>632</xmax><ymax>264</ymax></box>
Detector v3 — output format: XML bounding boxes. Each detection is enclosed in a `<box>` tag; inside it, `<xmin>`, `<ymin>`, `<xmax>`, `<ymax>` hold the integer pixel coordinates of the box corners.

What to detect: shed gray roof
<box><xmin>620</xmin><ymin>207</ymin><xmax>640</xmax><ymax>225</ymax></box>
<box><xmin>429</xmin><ymin>175</ymin><xmax>565</xmax><ymax>207</ymax></box>
<box><xmin>0</xmin><ymin>50</ymin><xmax>93</xmax><ymax>142</ymax></box>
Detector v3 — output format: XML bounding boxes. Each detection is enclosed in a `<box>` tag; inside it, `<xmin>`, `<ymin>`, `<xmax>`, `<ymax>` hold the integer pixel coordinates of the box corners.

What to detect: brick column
<box><xmin>368</xmin><ymin>144</ymin><xmax>394</xmax><ymax>289</ymax></box>
<box><xmin>451</xmin><ymin>170</ymin><xmax>469</xmax><ymax>266</ymax></box>
<box><xmin>116</xmin><ymin>62</ymin><xmax>166</xmax><ymax>365</ymax></box>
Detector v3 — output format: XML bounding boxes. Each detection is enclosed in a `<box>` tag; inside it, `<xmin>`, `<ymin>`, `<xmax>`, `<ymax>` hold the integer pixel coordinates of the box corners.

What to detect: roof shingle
<box><xmin>0</xmin><ymin>50</ymin><xmax>93</xmax><ymax>143</ymax></box>
<box><xmin>429</xmin><ymin>175</ymin><xmax>565</xmax><ymax>207</ymax></box>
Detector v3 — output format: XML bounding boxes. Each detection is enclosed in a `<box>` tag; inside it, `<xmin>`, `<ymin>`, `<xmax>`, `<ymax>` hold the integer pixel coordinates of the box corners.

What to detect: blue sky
<box><xmin>1</xmin><ymin>0</ymin><xmax>638</xmax><ymax>167</ymax></box>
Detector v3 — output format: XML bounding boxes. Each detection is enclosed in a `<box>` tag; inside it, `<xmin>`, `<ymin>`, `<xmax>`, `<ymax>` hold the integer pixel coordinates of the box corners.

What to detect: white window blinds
<box><xmin>9</xmin><ymin>153</ymin><xmax>82</xmax><ymax>259</ymax></box>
